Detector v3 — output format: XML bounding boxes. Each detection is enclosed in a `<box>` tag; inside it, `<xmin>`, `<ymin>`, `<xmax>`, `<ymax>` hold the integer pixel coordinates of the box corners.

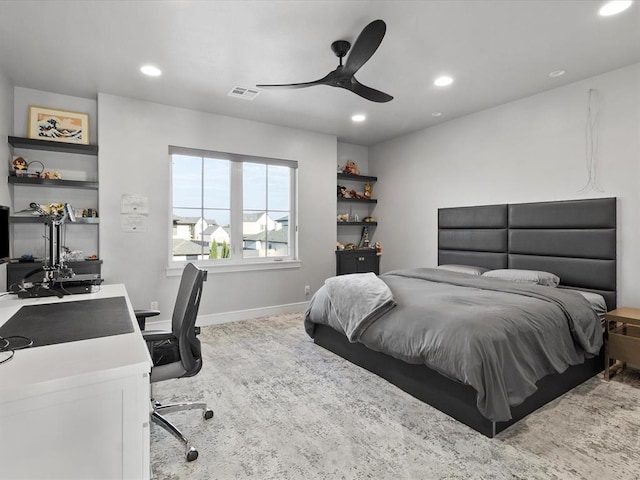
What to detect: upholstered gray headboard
<box><xmin>438</xmin><ymin>204</ymin><xmax>508</xmax><ymax>270</ymax></box>
<box><xmin>438</xmin><ymin>198</ymin><xmax>617</xmax><ymax>310</ymax></box>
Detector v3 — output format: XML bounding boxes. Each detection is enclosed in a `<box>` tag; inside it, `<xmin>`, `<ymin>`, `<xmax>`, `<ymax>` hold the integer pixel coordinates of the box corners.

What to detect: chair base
<box><xmin>151</xmin><ymin>400</ymin><xmax>214</xmax><ymax>462</ymax></box>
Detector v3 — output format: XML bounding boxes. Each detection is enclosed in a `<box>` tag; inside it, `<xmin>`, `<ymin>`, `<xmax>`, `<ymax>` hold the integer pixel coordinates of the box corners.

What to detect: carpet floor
<box><xmin>150</xmin><ymin>313</ymin><xmax>640</xmax><ymax>480</ymax></box>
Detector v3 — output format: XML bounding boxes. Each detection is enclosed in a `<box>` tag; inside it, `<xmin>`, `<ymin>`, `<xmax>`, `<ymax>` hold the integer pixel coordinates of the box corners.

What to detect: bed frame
<box><xmin>314</xmin><ymin>197</ymin><xmax>616</xmax><ymax>437</ymax></box>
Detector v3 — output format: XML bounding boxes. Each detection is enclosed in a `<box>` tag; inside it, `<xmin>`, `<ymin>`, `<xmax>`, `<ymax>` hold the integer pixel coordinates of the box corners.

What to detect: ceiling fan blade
<box><xmin>342</xmin><ymin>19</ymin><xmax>386</xmax><ymax>76</ymax></box>
<box><xmin>345</xmin><ymin>78</ymin><xmax>393</xmax><ymax>103</ymax></box>
<box><xmin>256</xmin><ymin>80</ymin><xmax>323</xmax><ymax>90</ymax></box>
<box><xmin>257</xmin><ymin>71</ymin><xmax>335</xmax><ymax>90</ymax></box>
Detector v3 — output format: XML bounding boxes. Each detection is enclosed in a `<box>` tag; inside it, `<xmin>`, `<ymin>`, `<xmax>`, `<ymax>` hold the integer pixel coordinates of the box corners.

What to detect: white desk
<box><xmin>0</xmin><ymin>284</ymin><xmax>152</xmax><ymax>480</ymax></box>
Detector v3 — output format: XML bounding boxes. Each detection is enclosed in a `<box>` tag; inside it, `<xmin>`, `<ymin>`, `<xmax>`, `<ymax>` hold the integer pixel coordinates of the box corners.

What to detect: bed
<box><xmin>305</xmin><ymin>197</ymin><xmax>616</xmax><ymax>437</ymax></box>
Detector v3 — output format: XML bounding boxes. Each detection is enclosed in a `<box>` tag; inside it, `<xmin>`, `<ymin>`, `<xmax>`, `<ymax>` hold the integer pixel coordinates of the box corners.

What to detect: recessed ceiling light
<box><xmin>549</xmin><ymin>70</ymin><xmax>566</xmax><ymax>78</ymax></box>
<box><xmin>599</xmin><ymin>0</ymin><xmax>633</xmax><ymax>16</ymax></box>
<box><xmin>351</xmin><ymin>114</ymin><xmax>366</xmax><ymax>122</ymax></box>
<box><xmin>431</xmin><ymin>112</ymin><xmax>443</xmax><ymax>117</ymax></box>
<box><xmin>434</xmin><ymin>76</ymin><xmax>454</xmax><ymax>87</ymax></box>
<box><xmin>140</xmin><ymin>65</ymin><xmax>162</xmax><ymax>77</ymax></box>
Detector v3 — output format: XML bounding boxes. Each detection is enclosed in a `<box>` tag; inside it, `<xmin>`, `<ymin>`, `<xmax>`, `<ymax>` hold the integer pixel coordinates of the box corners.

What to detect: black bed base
<box><xmin>314</xmin><ymin>324</ymin><xmax>604</xmax><ymax>438</ymax></box>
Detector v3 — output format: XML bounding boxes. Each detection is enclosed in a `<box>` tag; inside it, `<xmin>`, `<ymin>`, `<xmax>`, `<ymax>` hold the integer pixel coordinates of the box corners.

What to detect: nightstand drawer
<box><xmin>609</xmin><ymin>325</ymin><xmax>640</xmax><ymax>364</ymax></box>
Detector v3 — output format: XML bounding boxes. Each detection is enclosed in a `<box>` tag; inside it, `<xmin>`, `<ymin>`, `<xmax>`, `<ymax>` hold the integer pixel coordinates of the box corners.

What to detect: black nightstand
<box><xmin>335</xmin><ymin>249</ymin><xmax>380</xmax><ymax>276</ymax></box>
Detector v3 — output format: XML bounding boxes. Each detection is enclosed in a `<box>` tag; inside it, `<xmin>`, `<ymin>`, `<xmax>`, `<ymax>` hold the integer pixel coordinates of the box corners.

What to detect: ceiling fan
<box><xmin>257</xmin><ymin>19</ymin><xmax>393</xmax><ymax>103</ymax></box>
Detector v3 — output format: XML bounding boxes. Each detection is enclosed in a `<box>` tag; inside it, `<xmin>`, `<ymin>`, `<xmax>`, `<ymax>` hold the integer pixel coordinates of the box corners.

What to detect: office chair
<box><xmin>136</xmin><ymin>263</ymin><xmax>213</xmax><ymax>462</ymax></box>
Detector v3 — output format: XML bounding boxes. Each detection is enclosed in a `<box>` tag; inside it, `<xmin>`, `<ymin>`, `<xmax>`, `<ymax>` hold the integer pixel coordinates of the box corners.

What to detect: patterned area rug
<box><xmin>150</xmin><ymin>314</ymin><xmax>640</xmax><ymax>480</ymax></box>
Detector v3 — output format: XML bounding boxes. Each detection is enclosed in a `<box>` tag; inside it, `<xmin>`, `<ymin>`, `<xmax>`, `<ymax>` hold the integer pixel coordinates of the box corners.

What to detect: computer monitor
<box><xmin>0</xmin><ymin>205</ymin><xmax>9</xmax><ymax>260</ymax></box>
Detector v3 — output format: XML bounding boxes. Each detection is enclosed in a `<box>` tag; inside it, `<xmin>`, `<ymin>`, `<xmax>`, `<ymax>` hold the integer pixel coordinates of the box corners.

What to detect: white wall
<box><xmin>98</xmin><ymin>93</ymin><xmax>336</xmax><ymax>319</ymax></box>
<box><xmin>370</xmin><ymin>63</ymin><xmax>640</xmax><ymax>307</ymax></box>
<box><xmin>0</xmin><ymin>72</ymin><xmax>12</xmax><ymax>207</ymax></box>
<box><xmin>337</xmin><ymin>142</ymin><xmax>369</xmax><ymax>175</ymax></box>
<box><xmin>0</xmin><ymin>72</ymin><xmax>12</xmax><ymax>291</ymax></box>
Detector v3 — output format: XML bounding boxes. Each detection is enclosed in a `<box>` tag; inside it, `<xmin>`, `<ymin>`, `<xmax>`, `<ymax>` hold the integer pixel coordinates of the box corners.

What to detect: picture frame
<box><xmin>27</xmin><ymin>105</ymin><xmax>90</xmax><ymax>145</ymax></box>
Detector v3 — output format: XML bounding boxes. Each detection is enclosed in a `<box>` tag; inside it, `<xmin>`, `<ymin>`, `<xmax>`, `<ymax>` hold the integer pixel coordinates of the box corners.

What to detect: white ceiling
<box><xmin>1</xmin><ymin>1</ymin><xmax>639</xmax><ymax>146</ymax></box>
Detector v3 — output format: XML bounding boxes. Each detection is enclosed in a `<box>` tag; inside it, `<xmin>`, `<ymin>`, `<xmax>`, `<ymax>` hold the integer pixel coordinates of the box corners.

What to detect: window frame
<box><xmin>167</xmin><ymin>146</ymin><xmax>299</xmax><ymax>274</ymax></box>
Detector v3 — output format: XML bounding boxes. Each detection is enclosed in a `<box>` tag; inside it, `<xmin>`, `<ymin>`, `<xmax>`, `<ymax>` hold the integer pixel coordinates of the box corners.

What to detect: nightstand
<box><xmin>604</xmin><ymin>307</ymin><xmax>640</xmax><ymax>380</ymax></box>
<box><xmin>335</xmin><ymin>249</ymin><xmax>380</xmax><ymax>276</ymax></box>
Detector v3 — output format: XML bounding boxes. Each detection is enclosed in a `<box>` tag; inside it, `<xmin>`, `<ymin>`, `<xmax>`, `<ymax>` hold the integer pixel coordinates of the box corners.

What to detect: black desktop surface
<box><xmin>0</xmin><ymin>296</ymin><xmax>134</xmax><ymax>347</ymax></box>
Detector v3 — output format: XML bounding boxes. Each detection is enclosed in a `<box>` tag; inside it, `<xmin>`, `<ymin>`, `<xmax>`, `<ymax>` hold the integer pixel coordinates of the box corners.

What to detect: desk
<box><xmin>0</xmin><ymin>285</ymin><xmax>152</xmax><ymax>480</ymax></box>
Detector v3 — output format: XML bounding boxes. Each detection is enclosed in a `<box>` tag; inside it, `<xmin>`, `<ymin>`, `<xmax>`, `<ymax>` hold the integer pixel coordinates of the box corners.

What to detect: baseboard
<box><xmin>145</xmin><ymin>301</ymin><xmax>308</xmax><ymax>331</ymax></box>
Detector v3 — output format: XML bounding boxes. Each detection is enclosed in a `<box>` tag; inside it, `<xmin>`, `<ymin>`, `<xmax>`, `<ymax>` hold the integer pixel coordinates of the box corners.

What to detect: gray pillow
<box><xmin>482</xmin><ymin>269</ymin><xmax>560</xmax><ymax>287</ymax></box>
<box><xmin>435</xmin><ymin>264</ymin><xmax>489</xmax><ymax>276</ymax></box>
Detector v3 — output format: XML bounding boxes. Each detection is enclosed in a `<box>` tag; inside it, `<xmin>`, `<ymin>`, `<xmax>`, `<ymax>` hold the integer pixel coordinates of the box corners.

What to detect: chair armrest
<box><xmin>134</xmin><ymin>309</ymin><xmax>160</xmax><ymax>331</ymax></box>
<box><xmin>134</xmin><ymin>309</ymin><xmax>161</xmax><ymax>319</ymax></box>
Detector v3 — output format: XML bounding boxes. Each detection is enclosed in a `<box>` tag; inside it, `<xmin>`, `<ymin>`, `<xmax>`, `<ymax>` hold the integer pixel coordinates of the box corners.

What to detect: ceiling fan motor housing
<box><xmin>331</xmin><ymin>40</ymin><xmax>351</xmax><ymax>59</ymax></box>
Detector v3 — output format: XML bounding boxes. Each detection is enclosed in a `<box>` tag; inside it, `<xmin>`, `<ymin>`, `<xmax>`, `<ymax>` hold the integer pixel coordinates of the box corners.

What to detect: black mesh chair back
<box><xmin>171</xmin><ymin>262</ymin><xmax>206</xmax><ymax>377</ymax></box>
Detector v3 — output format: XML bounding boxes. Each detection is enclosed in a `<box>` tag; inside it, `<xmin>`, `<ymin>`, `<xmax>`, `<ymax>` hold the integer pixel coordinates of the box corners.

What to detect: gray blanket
<box><xmin>324</xmin><ymin>272</ymin><xmax>396</xmax><ymax>342</ymax></box>
<box><xmin>304</xmin><ymin>268</ymin><xmax>603</xmax><ymax>422</ymax></box>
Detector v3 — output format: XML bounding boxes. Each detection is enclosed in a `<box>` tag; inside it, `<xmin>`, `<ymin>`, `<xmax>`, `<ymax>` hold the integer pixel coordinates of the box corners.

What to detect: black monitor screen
<box><xmin>0</xmin><ymin>205</ymin><xmax>9</xmax><ymax>260</ymax></box>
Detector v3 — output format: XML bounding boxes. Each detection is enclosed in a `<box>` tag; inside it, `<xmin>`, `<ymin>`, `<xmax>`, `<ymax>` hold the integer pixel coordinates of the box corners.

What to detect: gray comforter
<box><xmin>304</xmin><ymin>268</ymin><xmax>603</xmax><ymax>422</ymax></box>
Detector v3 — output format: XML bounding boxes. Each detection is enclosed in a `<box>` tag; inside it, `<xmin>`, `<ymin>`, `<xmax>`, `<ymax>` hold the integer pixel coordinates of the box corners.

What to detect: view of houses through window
<box><xmin>171</xmin><ymin>147</ymin><xmax>296</xmax><ymax>263</ymax></box>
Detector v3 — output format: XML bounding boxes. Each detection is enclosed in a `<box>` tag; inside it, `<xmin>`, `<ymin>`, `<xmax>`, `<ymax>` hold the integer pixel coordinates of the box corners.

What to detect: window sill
<box><xmin>166</xmin><ymin>259</ymin><xmax>301</xmax><ymax>276</ymax></box>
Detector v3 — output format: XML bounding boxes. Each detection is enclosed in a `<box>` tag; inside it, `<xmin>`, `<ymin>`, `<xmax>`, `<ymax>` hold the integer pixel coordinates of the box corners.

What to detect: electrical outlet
<box><xmin>304</xmin><ymin>285</ymin><xmax>311</xmax><ymax>296</ymax></box>
<box><xmin>151</xmin><ymin>301</ymin><xmax>158</xmax><ymax>310</ymax></box>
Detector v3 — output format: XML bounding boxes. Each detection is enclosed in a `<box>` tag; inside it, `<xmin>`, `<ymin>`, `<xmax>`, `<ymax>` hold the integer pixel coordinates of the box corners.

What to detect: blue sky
<box><xmin>172</xmin><ymin>155</ymin><xmax>289</xmax><ymax>226</ymax></box>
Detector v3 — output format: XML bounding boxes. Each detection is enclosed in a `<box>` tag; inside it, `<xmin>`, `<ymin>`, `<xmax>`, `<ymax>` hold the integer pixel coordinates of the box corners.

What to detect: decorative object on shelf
<box><xmin>341</xmin><ymin>160</ymin><xmax>359</xmax><ymax>175</ymax></box>
<box><xmin>344</xmin><ymin>243</ymin><xmax>358</xmax><ymax>250</ymax></box>
<box><xmin>40</xmin><ymin>170</ymin><xmax>61</xmax><ymax>180</ymax></box>
<box><xmin>337</xmin><ymin>213</ymin><xmax>349</xmax><ymax>222</ymax></box>
<box><xmin>364</xmin><ymin>182</ymin><xmax>372</xmax><ymax>199</ymax></box>
<box><xmin>359</xmin><ymin>226</ymin><xmax>370</xmax><ymax>248</ymax></box>
<box><xmin>363</xmin><ymin>216</ymin><xmax>377</xmax><ymax>222</ymax></box>
<box><xmin>337</xmin><ymin>185</ymin><xmax>349</xmax><ymax>197</ymax></box>
<box><xmin>12</xmin><ymin>157</ymin><xmax>28</xmax><ymax>176</ymax></box>
<box><xmin>28</xmin><ymin>105</ymin><xmax>90</xmax><ymax>145</ymax></box>
<box><xmin>375</xmin><ymin>242</ymin><xmax>383</xmax><ymax>256</ymax></box>
<box><xmin>336</xmin><ymin>242</ymin><xmax>345</xmax><ymax>251</ymax></box>
<box><xmin>27</xmin><ymin>160</ymin><xmax>45</xmax><ymax>177</ymax></box>
<box><xmin>349</xmin><ymin>189</ymin><xmax>368</xmax><ymax>199</ymax></box>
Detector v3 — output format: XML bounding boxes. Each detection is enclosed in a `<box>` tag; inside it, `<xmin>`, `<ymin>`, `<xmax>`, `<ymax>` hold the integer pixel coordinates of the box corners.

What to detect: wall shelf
<box><xmin>8</xmin><ymin>136</ymin><xmax>99</xmax><ymax>155</ymax></box>
<box><xmin>10</xmin><ymin>216</ymin><xmax>99</xmax><ymax>224</ymax></box>
<box><xmin>8</xmin><ymin>176</ymin><xmax>98</xmax><ymax>189</ymax></box>
<box><xmin>337</xmin><ymin>221</ymin><xmax>378</xmax><ymax>226</ymax></box>
<box><xmin>337</xmin><ymin>173</ymin><xmax>377</xmax><ymax>182</ymax></box>
<box><xmin>6</xmin><ymin>134</ymin><xmax>101</xmax><ymax>275</ymax></box>
<box><xmin>337</xmin><ymin>197</ymin><xmax>377</xmax><ymax>204</ymax></box>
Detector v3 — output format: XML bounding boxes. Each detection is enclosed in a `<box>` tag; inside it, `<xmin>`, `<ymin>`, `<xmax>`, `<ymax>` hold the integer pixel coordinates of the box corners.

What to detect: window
<box><xmin>170</xmin><ymin>146</ymin><xmax>297</xmax><ymax>269</ymax></box>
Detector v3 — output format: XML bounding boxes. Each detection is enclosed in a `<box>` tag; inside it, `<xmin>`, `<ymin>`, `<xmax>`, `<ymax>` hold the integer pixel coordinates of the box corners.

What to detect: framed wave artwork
<box><xmin>27</xmin><ymin>106</ymin><xmax>89</xmax><ymax>145</ymax></box>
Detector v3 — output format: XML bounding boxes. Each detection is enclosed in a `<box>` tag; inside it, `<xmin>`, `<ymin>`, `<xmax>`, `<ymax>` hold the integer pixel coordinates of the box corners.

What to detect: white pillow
<box><xmin>435</xmin><ymin>264</ymin><xmax>489</xmax><ymax>276</ymax></box>
<box><xmin>482</xmin><ymin>269</ymin><xmax>560</xmax><ymax>287</ymax></box>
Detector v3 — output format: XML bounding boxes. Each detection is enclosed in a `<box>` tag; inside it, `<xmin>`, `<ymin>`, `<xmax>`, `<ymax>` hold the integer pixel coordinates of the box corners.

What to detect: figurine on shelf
<box><xmin>364</xmin><ymin>182</ymin><xmax>372</xmax><ymax>199</ymax></box>
<box><xmin>360</xmin><ymin>226</ymin><xmax>370</xmax><ymax>248</ymax></box>
<box><xmin>341</xmin><ymin>160</ymin><xmax>359</xmax><ymax>175</ymax></box>
<box><xmin>375</xmin><ymin>242</ymin><xmax>383</xmax><ymax>256</ymax></box>
<box><xmin>12</xmin><ymin>157</ymin><xmax>28</xmax><ymax>176</ymax></box>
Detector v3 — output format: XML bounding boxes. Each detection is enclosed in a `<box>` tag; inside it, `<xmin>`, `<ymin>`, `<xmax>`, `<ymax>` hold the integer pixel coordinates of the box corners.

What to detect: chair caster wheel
<box><xmin>186</xmin><ymin>447</ymin><xmax>198</xmax><ymax>462</ymax></box>
<box><xmin>204</xmin><ymin>409</ymin><xmax>214</xmax><ymax>420</ymax></box>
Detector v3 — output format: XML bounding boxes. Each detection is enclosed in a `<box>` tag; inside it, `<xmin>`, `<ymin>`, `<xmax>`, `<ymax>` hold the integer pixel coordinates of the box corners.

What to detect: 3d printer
<box><xmin>13</xmin><ymin>202</ymin><xmax>102</xmax><ymax>298</ymax></box>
